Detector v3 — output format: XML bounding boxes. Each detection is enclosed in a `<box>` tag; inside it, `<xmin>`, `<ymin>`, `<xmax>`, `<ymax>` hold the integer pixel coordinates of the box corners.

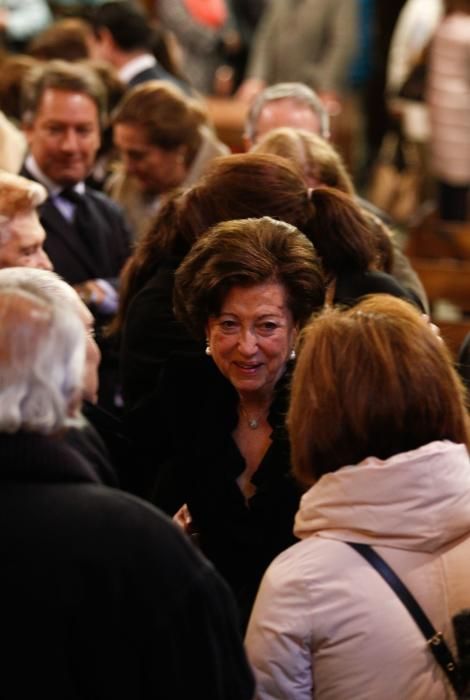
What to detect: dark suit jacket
<box><xmin>21</xmin><ymin>166</ymin><xmax>132</xmax><ymax>288</ymax></box>
<box><xmin>128</xmin><ymin>64</ymin><xmax>192</xmax><ymax>95</ymax></box>
<box><xmin>21</xmin><ymin>167</ymin><xmax>133</xmax><ymax>411</ymax></box>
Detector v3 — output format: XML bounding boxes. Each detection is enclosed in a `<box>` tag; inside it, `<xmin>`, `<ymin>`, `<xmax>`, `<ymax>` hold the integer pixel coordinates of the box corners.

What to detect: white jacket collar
<box><xmin>294</xmin><ymin>440</ymin><xmax>470</xmax><ymax>552</ymax></box>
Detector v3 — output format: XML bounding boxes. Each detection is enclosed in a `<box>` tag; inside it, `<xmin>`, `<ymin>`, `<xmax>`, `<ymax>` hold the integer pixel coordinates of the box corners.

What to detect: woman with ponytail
<box><xmin>305</xmin><ymin>186</ymin><xmax>424</xmax><ymax>309</ymax></box>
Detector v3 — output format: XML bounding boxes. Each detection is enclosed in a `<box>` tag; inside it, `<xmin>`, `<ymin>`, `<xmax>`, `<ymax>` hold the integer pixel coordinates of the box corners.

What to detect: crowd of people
<box><xmin>0</xmin><ymin>1</ymin><xmax>470</xmax><ymax>698</ymax></box>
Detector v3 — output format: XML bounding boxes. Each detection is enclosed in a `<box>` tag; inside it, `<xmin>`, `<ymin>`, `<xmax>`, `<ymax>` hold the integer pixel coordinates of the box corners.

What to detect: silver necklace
<box><xmin>240</xmin><ymin>404</ymin><xmax>265</xmax><ymax>430</ymax></box>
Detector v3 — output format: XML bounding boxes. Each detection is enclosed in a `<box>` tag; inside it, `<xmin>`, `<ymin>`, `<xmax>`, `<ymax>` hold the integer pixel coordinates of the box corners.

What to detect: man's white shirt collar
<box><xmin>25</xmin><ymin>155</ymin><xmax>86</xmax><ymax>196</ymax></box>
<box><xmin>118</xmin><ymin>53</ymin><xmax>157</xmax><ymax>84</ymax></box>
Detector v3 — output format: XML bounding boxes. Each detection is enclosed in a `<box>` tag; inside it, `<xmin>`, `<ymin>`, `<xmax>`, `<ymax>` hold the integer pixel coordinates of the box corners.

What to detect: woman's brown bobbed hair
<box><xmin>289</xmin><ymin>294</ymin><xmax>470</xmax><ymax>486</ymax></box>
<box><xmin>174</xmin><ymin>216</ymin><xmax>325</xmax><ymax>340</ymax></box>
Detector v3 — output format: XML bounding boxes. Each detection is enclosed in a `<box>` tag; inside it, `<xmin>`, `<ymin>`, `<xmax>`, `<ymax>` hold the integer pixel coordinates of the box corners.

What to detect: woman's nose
<box><xmin>238</xmin><ymin>329</ymin><xmax>258</xmax><ymax>355</ymax></box>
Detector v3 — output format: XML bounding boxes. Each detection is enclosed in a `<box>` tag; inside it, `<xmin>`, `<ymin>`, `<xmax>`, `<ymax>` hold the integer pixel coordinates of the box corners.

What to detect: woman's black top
<box><xmin>128</xmin><ymin>354</ymin><xmax>301</xmax><ymax>627</ymax></box>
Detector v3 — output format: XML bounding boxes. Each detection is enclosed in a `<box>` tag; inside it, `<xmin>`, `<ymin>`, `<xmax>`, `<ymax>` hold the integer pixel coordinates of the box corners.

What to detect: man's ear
<box><xmin>94</xmin><ymin>27</ymin><xmax>116</xmax><ymax>57</ymax></box>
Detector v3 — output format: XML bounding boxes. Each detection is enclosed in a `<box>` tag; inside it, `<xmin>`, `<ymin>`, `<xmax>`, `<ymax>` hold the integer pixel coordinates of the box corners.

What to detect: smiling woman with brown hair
<box><xmin>130</xmin><ymin>216</ymin><xmax>324</xmax><ymax>628</ymax></box>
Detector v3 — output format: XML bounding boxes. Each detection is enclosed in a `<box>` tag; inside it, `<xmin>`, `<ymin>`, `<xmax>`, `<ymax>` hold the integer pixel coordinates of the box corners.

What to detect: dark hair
<box><xmin>304</xmin><ymin>187</ymin><xmax>377</xmax><ymax>276</ymax></box>
<box><xmin>90</xmin><ymin>1</ymin><xmax>152</xmax><ymax>51</ymax></box>
<box><xmin>21</xmin><ymin>59</ymin><xmax>107</xmax><ymax>128</ymax></box>
<box><xmin>174</xmin><ymin>216</ymin><xmax>325</xmax><ymax>339</ymax></box>
<box><xmin>112</xmin><ymin>153</ymin><xmax>382</xmax><ymax>336</ymax></box>
<box><xmin>253</xmin><ymin>127</ymin><xmax>394</xmax><ymax>272</ymax></box>
<box><xmin>289</xmin><ymin>295</ymin><xmax>470</xmax><ymax>485</ymax></box>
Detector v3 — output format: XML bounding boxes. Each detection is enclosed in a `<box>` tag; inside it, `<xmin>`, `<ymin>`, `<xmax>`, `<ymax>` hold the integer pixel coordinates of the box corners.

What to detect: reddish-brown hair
<box><xmin>112</xmin><ymin>153</ymin><xmax>383</xmax><ymax>335</ymax></box>
<box><xmin>111</xmin><ymin>153</ymin><xmax>314</xmax><ymax>335</ymax></box>
<box><xmin>289</xmin><ymin>295</ymin><xmax>470</xmax><ymax>485</ymax></box>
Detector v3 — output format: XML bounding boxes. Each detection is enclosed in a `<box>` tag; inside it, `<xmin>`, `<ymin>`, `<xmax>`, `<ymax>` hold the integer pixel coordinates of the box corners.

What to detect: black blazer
<box><xmin>128</xmin><ymin>64</ymin><xmax>191</xmax><ymax>94</ymax></box>
<box><xmin>21</xmin><ymin>166</ymin><xmax>132</xmax><ymax>287</ymax></box>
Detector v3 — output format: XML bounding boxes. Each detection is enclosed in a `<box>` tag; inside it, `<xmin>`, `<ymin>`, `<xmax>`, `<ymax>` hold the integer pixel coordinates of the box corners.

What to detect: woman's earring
<box><xmin>289</xmin><ymin>348</ymin><xmax>296</xmax><ymax>360</ymax></box>
<box><xmin>205</xmin><ymin>340</ymin><xmax>212</xmax><ymax>356</ymax></box>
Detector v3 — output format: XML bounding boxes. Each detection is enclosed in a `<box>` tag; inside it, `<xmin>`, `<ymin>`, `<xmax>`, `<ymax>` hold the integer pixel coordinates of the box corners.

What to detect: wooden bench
<box><xmin>405</xmin><ymin>214</ymin><xmax>470</xmax><ymax>259</ymax></box>
<box><xmin>410</xmin><ymin>258</ymin><xmax>470</xmax><ymax>311</ymax></box>
<box><xmin>405</xmin><ymin>212</ymin><xmax>470</xmax><ymax>356</ymax></box>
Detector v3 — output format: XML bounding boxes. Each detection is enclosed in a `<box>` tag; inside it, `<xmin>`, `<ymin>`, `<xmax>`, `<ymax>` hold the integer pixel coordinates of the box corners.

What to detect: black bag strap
<box><xmin>346</xmin><ymin>541</ymin><xmax>460</xmax><ymax>695</ymax></box>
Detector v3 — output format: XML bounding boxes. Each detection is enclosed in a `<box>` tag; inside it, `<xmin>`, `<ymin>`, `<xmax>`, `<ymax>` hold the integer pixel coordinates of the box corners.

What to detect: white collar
<box><xmin>25</xmin><ymin>155</ymin><xmax>86</xmax><ymax>196</ymax></box>
<box><xmin>118</xmin><ymin>53</ymin><xmax>157</xmax><ymax>84</ymax></box>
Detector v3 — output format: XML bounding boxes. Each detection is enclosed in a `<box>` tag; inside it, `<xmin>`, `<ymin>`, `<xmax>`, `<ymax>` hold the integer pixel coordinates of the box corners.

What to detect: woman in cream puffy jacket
<box><xmin>246</xmin><ymin>295</ymin><xmax>470</xmax><ymax>700</ymax></box>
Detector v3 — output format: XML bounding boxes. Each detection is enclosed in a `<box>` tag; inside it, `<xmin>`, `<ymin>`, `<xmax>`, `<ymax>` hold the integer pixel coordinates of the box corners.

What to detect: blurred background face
<box><xmin>254</xmin><ymin>99</ymin><xmax>322</xmax><ymax>145</ymax></box>
<box><xmin>206</xmin><ymin>282</ymin><xmax>297</xmax><ymax>401</ymax></box>
<box><xmin>0</xmin><ymin>211</ymin><xmax>52</xmax><ymax>270</ymax></box>
<box><xmin>113</xmin><ymin>122</ymin><xmax>187</xmax><ymax>195</ymax></box>
<box><xmin>25</xmin><ymin>88</ymin><xmax>101</xmax><ymax>186</ymax></box>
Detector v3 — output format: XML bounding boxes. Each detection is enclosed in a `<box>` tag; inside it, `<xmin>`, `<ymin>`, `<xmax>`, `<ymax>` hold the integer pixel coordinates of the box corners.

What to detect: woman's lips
<box><xmin>234</xmin><ymin>362</ymin><xmax>262</xmax><ymax>374</ymax></box>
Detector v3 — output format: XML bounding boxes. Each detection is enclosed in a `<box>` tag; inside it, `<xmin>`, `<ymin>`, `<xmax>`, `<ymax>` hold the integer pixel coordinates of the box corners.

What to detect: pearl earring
<box><xmin>289</xmin><ymin>348</ymin><xmax>296</xmax><ymax>360</ymax></box>
<box><xmin>205</xmin><ymin>340</ymin><xmax>212</xmax><ymax>356</ymax></box>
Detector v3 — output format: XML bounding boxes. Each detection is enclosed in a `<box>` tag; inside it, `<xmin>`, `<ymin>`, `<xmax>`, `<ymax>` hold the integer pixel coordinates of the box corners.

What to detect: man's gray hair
<box><xmin>0</xmin><ymin>281</ymin><xmax>86</xmax><ymax>433</ymax></box>
<box><xmin>244</xmin><ymin>82</ymin><xmax>330</xmax><ymax>143</ymax></box>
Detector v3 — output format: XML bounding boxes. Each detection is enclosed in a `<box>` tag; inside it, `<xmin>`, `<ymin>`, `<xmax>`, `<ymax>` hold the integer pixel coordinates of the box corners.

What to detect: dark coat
<box><xmin>128</xmin><ymin>64</ymin><xmax>190</xmax><ymax>95</ymax></box>
<box><xmin>127</xmin><ymin>354</ymin><xmax>302</xmax><ymax>628</ymax></box>
<box><xmin>64</xmin><ymin>415</ymin><xmax>119</xmax><ymax>487</ymax></box>
<box><xmin>0</xmin><ymin>431</ymin><xmax>254</xmax><ymax>700</ymax></box>
<box><xmin>120</xmin><ymin>258</ymin><xmax>204</xmax><ymax>409</ymax></box>
<box><xmin>334</xmin><ymin>268</ymin><xmax>425</xmax><ymax>310</ymax></box>
<box><xmin>21</xmin><ymin>166</ymin><xmax>132</xmax><ymax>288</ymax></box>
<box><xmin>21</xmin><ymin>167</ymin><xmax>132</xmax><ymax>411</ymax></box>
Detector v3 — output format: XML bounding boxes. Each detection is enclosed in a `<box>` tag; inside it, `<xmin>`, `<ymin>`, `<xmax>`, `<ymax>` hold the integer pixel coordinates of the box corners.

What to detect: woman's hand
<box><xmin>173</xmin><ymin>503</ymin><xmax>193</xmax><ymax>533</ymax></box>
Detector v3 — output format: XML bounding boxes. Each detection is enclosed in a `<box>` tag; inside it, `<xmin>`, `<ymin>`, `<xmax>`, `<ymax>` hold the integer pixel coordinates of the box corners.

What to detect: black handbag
<box><xmin>347</xmin><ymin>541</ymin><xmax>467</xmax><ymax>697</ymax></box>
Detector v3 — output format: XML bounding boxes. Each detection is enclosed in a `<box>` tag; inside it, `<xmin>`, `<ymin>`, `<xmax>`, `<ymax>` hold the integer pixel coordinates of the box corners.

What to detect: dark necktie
<box><xmin>58</xmin><ymin>187</ymin><xmax>97</xmax><ymax>255</ymax></box>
